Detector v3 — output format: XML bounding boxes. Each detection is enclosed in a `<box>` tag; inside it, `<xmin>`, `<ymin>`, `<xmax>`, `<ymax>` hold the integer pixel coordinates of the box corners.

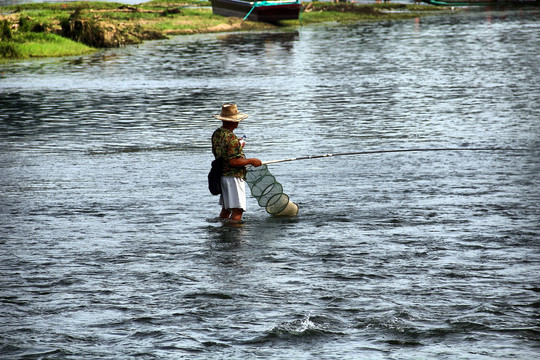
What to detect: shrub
<box><xmin>0</xmin><ymin>19</ymin><xmax>13</xmax><ymax>41</ymax></box>
<box><xmin>0</xmin><ymin>42</ymin><xmax>20</xmax><ymax>58</ymax></box>
<box><xmin>61</xmin><ymin>13</ymin><xmax>121</xmax><ymax>48</ymax></box>
<box><xmin>18</xmin><ymin>16</ymin><xmax>49</xmax><ymax>33</ymax></box>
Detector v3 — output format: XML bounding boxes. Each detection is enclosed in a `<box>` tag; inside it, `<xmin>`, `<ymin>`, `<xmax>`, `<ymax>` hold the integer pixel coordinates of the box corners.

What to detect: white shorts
<box><xmin>219</xmin><ymin>176</ymin><xmax>247</xmax><ymax>211</ymax></box>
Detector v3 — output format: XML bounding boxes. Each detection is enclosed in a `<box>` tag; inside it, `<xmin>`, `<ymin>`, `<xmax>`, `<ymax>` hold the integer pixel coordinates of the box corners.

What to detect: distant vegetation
<box><xmin>0</xmin><ymin>1</ymin><xmax>453</xmax><ymax>60</ymax></box>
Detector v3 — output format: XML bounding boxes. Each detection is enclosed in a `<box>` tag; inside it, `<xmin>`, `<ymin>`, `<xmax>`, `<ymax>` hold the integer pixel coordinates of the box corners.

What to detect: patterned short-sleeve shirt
<box><xmin>212</xmin><ymin>127</ymin><xmax>246</xmax><ymax>179</ymax></box>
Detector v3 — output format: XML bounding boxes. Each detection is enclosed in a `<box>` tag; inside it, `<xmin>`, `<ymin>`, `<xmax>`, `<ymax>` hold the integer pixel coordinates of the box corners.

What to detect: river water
<box><xmin>1</xmin><ymin>8</ymin><xmax>540</xmax><ymax>360</ymax></box>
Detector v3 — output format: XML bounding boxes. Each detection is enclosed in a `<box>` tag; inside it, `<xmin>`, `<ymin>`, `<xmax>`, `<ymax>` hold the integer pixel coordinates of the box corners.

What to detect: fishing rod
<box><xmin>261</xmin><ymin>147</ymin><xmax>523</xmax><ymax>165</ymax></box>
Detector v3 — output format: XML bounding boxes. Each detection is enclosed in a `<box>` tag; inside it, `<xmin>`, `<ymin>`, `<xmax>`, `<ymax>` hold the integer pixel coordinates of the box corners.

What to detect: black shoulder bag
<box><xmin>208</xmin><ymin>157</ymin><xmax>224</xmax><ymax>195</ymax></box>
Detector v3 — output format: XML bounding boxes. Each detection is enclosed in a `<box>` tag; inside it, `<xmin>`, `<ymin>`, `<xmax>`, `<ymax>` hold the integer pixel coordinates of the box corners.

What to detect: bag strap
<box><xmin>211</xmin><ymin>131</ymin><xmax>219</xmax><ymax>158</ymax></box>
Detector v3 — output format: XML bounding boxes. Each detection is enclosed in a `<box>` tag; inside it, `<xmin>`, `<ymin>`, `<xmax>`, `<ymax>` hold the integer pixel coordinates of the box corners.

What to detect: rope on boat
<box><xmin>242</xmin><ymin>0</ymin><xmax>302</xmax><ymax>21</ymax></box>
<box><xmin>243</xmin><ymin>2</ymin><xmax>258</xmax><ymax>21</ymax></box>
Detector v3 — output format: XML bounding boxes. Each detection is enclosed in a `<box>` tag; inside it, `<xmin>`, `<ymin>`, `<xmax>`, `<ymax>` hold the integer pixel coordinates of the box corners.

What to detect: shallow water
<box><xmin>1</xmin><ymin>8</ymin><xmax>539</xmax><ymax>360</ymax></box>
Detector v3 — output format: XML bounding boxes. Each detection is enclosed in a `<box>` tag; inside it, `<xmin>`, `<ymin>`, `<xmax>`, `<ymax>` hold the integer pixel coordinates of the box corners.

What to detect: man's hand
<box><xmin>250</xmin><ymin>158</ymin><xmax>262</xmax><ymax>167</ymax></box>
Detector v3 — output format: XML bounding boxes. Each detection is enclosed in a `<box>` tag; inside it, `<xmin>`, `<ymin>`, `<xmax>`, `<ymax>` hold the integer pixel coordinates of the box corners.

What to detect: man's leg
<box><xmin>230</xmin><ymin>208</ymin><xmax>244</xmax><ymax>222</ymax></box>
<box><xmin>219</xmin><ymin>208</ymin><xmax>231</xmax><ymax>219</ymax></box>
<box><xmin>220</xmin><ymin>177</ymin><xmax>246</xmax><ymax>221</ymax></box>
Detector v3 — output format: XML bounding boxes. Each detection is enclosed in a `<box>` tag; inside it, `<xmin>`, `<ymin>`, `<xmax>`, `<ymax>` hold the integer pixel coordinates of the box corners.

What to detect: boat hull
<box><xmin>211</xmin><ymin>0</ymin><xmax>301</xmax><ymax>22</ymax></box>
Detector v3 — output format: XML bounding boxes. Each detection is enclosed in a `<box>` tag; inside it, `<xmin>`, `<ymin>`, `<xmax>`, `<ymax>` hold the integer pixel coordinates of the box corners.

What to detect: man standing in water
<box><xmin>212</xmin><ymin>103</ymin><xmax>262</xmax><ymax>222</ymax></box>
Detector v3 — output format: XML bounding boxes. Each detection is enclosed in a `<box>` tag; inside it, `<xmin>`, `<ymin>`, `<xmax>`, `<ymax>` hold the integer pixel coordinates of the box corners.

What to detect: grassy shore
<box><xmin>0</xmin><ymin>0</ymin><xmax>453</xmax><ymax>60</ymax></box>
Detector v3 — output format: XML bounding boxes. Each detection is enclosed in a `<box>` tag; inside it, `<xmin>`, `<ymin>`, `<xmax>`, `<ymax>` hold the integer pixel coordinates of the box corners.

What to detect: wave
<box><xmin>86</xmin><ymin>143</ymin><xmax>208</xmax><ymax>155</ymax></box>
<box><xmin>0</xmin><ymin>345</ymin><xmax>65</xmax><ymax>360</ymax></box>
<box><xmin>245</xmin><ymin>313</ymin><xmax>345</xmax><ymax>344</ymax></box>
<box><xmin>183</xmin><ymin>292</ymin><xmax>234</xmax><ymax>300</ymax></box>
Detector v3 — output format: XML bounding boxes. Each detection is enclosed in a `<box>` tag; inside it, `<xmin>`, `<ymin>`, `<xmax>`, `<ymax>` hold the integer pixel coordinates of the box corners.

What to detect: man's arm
<box><xmin>229</xmin><ymin>158</ymin><xmax>262</xmax><ymax>168</ymax></box>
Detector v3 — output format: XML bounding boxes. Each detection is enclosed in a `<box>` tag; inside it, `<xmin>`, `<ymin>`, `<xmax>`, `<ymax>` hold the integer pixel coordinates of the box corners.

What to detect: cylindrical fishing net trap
<box><xmin>246</xmin><ymin>165</ymin><xmax>298</xmax><ymax>216</ymax></box>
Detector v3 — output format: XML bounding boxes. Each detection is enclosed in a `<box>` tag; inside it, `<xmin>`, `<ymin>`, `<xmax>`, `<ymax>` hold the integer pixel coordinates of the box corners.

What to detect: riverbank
<box><xmin>0</xmin><ymin>1</ymin><xmax>454</xmax><ymax>60</ymax></box>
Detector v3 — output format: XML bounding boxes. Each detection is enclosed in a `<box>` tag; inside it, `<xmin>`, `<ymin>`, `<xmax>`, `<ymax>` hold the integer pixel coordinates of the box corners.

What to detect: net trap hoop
<box><xmin>246</xmin><ymin>165</ymin><xmax>298</xmax><ymax>216</ymax></box>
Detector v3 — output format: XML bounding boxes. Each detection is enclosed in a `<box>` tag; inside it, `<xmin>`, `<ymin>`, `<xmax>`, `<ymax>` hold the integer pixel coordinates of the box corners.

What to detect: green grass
<box><xmin>143</xmin><ymin>0</ymin><xmax>211</xmax><ymax>6</ymax></box>
<box><xmin>298</xmin><ymin>3</ymin><xmax>450</xmax><ymax>25</ymax></box>
<box><xmin>3</xmin><ymin>2</ymin><xmax>126</xmax><ymax>11</ymax></box>
<box><xmin>97</xmin><ymin>11</ymin><xmax>162</xmax><ymax>20</ymax></box>
<box><xmin>1</xmin><ymin>32</ymin><xmax>95</xmax><ymax>60</ymax></box>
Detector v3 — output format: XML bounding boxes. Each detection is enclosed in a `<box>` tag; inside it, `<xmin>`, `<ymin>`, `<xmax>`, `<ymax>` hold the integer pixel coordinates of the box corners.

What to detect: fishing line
<box><xmin>261</xmin><ymin>147</ymin><xmax>526</xmax><ymax>165</ymax></box>
<box><xmin>245</xmin><ymin>146</ymin><xmax>527</xmax><ymax>216</ymax></box>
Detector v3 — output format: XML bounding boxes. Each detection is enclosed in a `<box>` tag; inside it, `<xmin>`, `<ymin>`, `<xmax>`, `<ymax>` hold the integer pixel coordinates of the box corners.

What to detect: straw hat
<box><xmin>213</xmin><ymin>103</ymin><xmax>248</xmax><ymax>122</ymax></box>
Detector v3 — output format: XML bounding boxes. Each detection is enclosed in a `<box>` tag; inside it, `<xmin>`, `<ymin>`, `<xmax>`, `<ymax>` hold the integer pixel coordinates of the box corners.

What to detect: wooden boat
<box><xmin>210</xmin><ymin>0</ymin><xmax>302</xmax><ymax>22</ymax></box>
